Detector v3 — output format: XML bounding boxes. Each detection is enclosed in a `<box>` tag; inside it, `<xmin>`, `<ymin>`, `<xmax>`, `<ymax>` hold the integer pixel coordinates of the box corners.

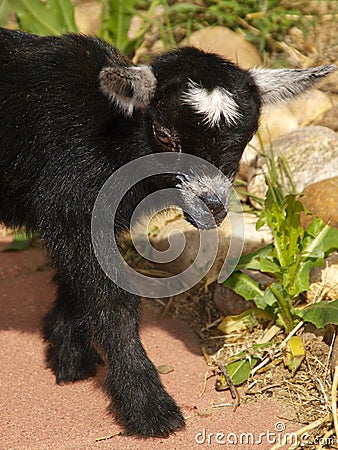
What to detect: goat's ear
<box><xmin>249</xmin><ymin>65</ymin><xmax>336</xmax><ymax>105</ymax></box>
<box><xmin>99</xmin><ymin>65</ymin><xmax>157</xmax><ymax>116</ymax></box>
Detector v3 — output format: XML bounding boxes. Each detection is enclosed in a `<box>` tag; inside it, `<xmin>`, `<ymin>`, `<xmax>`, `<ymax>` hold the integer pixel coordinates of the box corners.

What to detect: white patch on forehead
<box><xmin>181</xmin><ymin>80</ymin><xmax>241</xmax><ymax>127</ymax></box>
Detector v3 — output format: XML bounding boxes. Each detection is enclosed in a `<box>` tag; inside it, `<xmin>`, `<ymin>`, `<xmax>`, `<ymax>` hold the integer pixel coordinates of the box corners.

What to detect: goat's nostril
<box><xmin>203</xmin><ymin>194</ymin><xmax>225</xmax><ymax>215</ymax></box>
<box><xmin>201</xmin><ymin>193</ymin><xmax>228</xmax><ymax>225</ymax></box>
<box><xmin>210</xmin><ymin>203</ymin><xmax>225</xmax><ymax>216</ymax></box>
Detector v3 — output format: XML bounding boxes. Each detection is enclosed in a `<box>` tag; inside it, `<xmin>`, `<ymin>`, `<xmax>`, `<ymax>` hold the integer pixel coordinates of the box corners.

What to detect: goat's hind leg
<box><xmin>43</xmin><ymin>276</ymin><xmax>103</xmax><ymax>384</ymax></box>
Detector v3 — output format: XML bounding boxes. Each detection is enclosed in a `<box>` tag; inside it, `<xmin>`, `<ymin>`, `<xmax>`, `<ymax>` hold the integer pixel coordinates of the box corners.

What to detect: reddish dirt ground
<box><xmin>0</xmin><ymin>235</ymin><xmax>296</xmax><ymax>450</ymax></box>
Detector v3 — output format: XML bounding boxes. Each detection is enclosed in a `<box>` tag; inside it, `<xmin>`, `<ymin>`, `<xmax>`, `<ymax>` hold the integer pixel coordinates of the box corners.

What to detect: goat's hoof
<box><xmin>115</xmin><ymin>394</ymin><xmax>185</xmax><ymax>438</ymax></box>
<box><xmin>46</xmin><ymin>345</ymin><xmax>104</xmax><ymax>383</ymax></box>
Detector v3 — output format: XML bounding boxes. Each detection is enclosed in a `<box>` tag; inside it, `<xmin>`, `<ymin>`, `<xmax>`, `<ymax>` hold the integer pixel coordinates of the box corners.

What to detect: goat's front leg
<box><xmin>93</xmin><ymin>284</ymin><xmax>185</xmax><ymax>437</ymax></box>
<box><xmin>44</xmin><ymin>224</ymin><xmax>185</xmax><ymax>436</ymax></box>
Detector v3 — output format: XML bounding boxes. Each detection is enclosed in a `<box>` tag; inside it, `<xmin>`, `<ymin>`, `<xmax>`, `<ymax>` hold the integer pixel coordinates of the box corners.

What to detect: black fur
<box><xmin>0</xmin><ymin>28</ymin><xmax>332</xmax><ymax>437</ymax></box>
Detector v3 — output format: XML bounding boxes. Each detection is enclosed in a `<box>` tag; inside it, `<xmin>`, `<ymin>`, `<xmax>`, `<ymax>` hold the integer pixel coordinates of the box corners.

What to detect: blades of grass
<box><xmin>132</xmin><ymin>0</ymin><xmax>160</xmax><ymax>42</ymax></box>
<box><xmin>116</xmin><ymin>0</ymin><xmax>133</xmax><ymax>50</ymax></box>
<box><xmin>185</xmin><ymin>15</ymin><xmax>192</xmax><ymax>43</ymax></box>
<box><xmin>98</xmin><ymin>0</ymin><xmax>135</xmax><ymax>51</ymax></box>
<box><xmin>8</xmin><ymin>0</ymin><xmax>77</xmax><ymax>35</ymax></box>
<box><xmin>3</xmin><ymin>229</ymin><xmax>32</xmax><ymax>252</ymax></box>
<box><xmin>166</xmin><ymin>3</ymin><xmax>202</xmax><ymax>14</ymax></box>
<box><xmin>158</xmin><ymin>21</ymin><xmax>169</xmax><ymax>50</ymax></box>
<box><xmin>161</xmin><ymin>0</ymin><xmax>176</xmax><ymax>49</ymax></box>
<box><xmin>278</xmin><ymin>153</ymin><xmax>297</xmax><ymax>194</ymax></box>
<box><xmin>99</xmin><ymin>0</ymin><xmax>109</xmax><ymax>42</ymax></box>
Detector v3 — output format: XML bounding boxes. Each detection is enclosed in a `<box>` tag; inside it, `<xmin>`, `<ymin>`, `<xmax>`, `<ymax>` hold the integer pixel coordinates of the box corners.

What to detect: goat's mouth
<box><xmin>183</xmin><ymin>205</ymin><xmax>227</xmax><ymax>230</ymax></box>
<box><xmin>174</xmin><ymin>174</ymin><xmax>229</xmax><ymax>230</ymax></box>
<box><xmin>148</xmin><ymin>173</ymin><xmax>230</xmax><ymax>229</ymax></box>
<box><xmin>178</xmin><ymin>191</ymin><xmax>229</xmax><ymax>230</ymax></box>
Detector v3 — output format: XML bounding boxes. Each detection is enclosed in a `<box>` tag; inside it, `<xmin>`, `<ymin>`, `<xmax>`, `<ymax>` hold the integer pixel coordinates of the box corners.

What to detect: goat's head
<box><xmin>100</xmin><ymin>47</ymin><xmax>336</xmax><ymax>229</ymax></box>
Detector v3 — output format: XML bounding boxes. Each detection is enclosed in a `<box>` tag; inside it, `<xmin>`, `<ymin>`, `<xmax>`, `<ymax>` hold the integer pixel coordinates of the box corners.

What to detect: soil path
<box><xmin>0</xmin><ymin>236</ymin><xmax>295</xmax><ymax>450</ymax></box>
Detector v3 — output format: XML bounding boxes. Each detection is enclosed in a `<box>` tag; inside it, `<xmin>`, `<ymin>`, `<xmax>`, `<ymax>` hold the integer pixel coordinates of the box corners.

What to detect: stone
<box><xmin>307</xmin><ymin>253</ymin><xmax>338</xmax><ymax>302</ymax></box>
<box><xmin>74</xmin><ymin>1</ymin><xmax>101</xmax><ymax>35</ymax></box>
<box><xmin>258</xmin><ymin>104</ymin><xmax>299</xmax><ymax>145</ymax></box>
<box><xmin>213</xmin><ymin>270</ymin><xmax>275</xmax><ymax>316</ymax></box>
<box><xmin>247</xmin><ymin>126</ymin><xmax>338</xmax><ymax>205</ymax></box>
<box><xmin>300</xmin><ymin>177</ymin><xmax>338</xmax><ymax>229</ymax></box>
<box><xmin>239</xmin><ymin>92</ymin><xmax>335</xmax><ymax>181</ymax></box>
<box><xmin>289</xmin><ymin>89</ymin><xmax>333</xmax><ymax>127</ymax></box>
<box><xmin>213</xmin><ymin>284</ymin><xmax>254</xmax><ymax>316</ymax></box>
<box><xmin>238</xmin><ymin>137</ymin><xmax>260</xmax><ymax>181</ymax></box>
<box><xmin>180</xmin><ymin>26</ymin><xmax>262</xmax><ymax>68</ymax></box>
<box><xmin>240</xmin><ymin>103</ymin><xmax>301</xmax><ymax>179</ymax></box>
<box><xmin>315</xmin><ymin>94</ymin><xmax>338</xmax><ymax>132</ymax></box>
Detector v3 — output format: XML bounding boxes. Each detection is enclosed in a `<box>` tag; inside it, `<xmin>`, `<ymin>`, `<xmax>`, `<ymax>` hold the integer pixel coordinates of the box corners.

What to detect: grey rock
<box><xmin>247</xmin><ymin>126</ymin><xmax>338</xmax><ymax>205</ymax></box>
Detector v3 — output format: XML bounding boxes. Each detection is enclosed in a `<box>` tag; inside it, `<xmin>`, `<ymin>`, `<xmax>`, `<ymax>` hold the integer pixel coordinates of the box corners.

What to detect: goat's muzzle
<box><xmin>175</xmin><ymin>174</ymin><xmax>229</xmax><ymax>230</ymax></box>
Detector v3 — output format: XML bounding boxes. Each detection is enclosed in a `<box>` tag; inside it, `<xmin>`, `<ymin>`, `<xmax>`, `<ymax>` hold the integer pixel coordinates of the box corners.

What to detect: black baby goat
<box><xmin>0</xmin><ymin>27</ymin><xmax>335</xmax><ymax>437</ymax></box>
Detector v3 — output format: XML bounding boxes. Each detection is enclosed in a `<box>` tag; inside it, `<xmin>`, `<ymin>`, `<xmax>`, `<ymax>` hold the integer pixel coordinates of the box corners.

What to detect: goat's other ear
<box><xmin>99</xmin><ymin>64</ymin><xmax>157</xmax><ymax>116</ymax></box>
<box><xmin>249</xmin><ymin>64</ymin><xmax>337</xmax><ymax>105</ymax></box>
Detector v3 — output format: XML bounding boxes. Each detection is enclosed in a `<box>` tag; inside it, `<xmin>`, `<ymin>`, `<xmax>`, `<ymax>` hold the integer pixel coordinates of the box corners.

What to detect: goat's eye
<box><xmin>153</xmin><ymin>125</ymin><xmax>173</xmax><ymax>147</ymax></box>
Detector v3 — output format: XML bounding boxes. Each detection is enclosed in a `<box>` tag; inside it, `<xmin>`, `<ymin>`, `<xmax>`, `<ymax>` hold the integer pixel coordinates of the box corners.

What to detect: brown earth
<box><xmin>0</xmin><ymin>234</ymin><xmax>296</xmax><ymax>450</ymax></box>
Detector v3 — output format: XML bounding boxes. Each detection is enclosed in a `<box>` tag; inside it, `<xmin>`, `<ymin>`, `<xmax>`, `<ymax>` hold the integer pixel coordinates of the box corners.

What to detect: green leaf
<box><xmin>284</xmin><ymin>336</ymin><xmax>305</xmax><ymax>375</ymax></box>
<box><xmin>255</xmin><ymin>213</ymin><xmax>266</xmax><ymax>230</ymax></box>
<box><xmin>269</xmin><ymin>195</ymin><xmax>304</xmax><ymax>268</ymax></box>
<box><xmin>262</xmin><ymin>287</ymin><xmax>278</xmax><ymax>307</ymax></box>
<box><xmin>259</xmin><ymin>257</ymin><xmax>282</xmax><ymax>277</ymax></box>
<box><xmin>217</xmin><ymin>307</ymin><xmax>272</xmax><ymax>334</ymax></box>
<box><xmin>287</xmin><ymin>219</ymin><xmax>338</xmax><ymax>298</ymax></box>
<box><xmin>8</xmin><ymin>0</ymin><xmax>77</xmax><ymax>35</ymax></box>
<box><xmin>0</xmin><ymin>0</ymin><xmax>11</xmax><ymax>26</ymax></box>
<box><xmin>297</xmin><ymin>299</ymin><xmax>338</xmax><ymax>328</ymax></box>
<box><xmin>268</xmin><ymin>282</ymin><xmax>296</xmax><ymax>332</ymax></box>
<box><xmin>235</xmin><ymin>244</ymin><xmax>273</xmax><ymax>271</ymax></box>
<box><xmin>226</xmin><ymin>356</ymin><xmax>259</xmax><ymax>385</ymax></box>
<box><xmin>302</xmin><ymin>218</ymin><xmax>338</xmax><ymax>258</ymax></box>
<box><xmin>3</xmin><ymin>229</ymin><xmax>32</xmax><ymax>251</ymax></box>
<box><xmin>290</xmin><ymin>258</ymin><xmax>322</xmax><ymax>298</ymax></box>
<box><xmin>284</xmin><ymin>195</ymin><xmax>304</xmax><ymax>255</ymax></box>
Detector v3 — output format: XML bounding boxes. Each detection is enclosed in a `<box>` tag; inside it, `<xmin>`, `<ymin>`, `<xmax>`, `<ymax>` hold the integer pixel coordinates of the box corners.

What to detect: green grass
<box><xmin>1</xmin><ymin>0</ymin><xmax>316</xmax><ymax>58</ymax></box>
